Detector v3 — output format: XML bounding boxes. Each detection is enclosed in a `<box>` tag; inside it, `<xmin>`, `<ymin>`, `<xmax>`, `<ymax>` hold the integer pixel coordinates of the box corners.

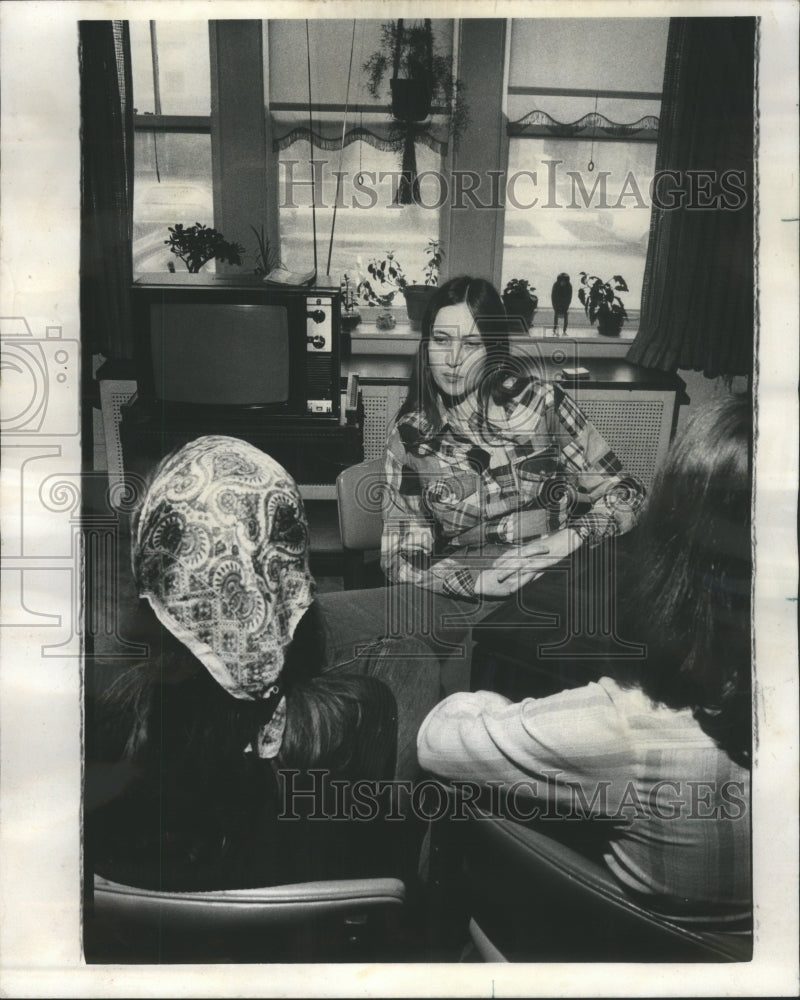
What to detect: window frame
<box><xmin>498</xmin><ymin>23</ymin><xmax>666</xmax><ymax>333</ymax></box>
<box><xmin>132</xmin><ymin>21</ymin><xmax>267</xmax><ymax>277</ymax></box>
<box><xmin>130</xmin><ymin>16</ymin><xmax>661</xmax><ymax>331</ymax></box>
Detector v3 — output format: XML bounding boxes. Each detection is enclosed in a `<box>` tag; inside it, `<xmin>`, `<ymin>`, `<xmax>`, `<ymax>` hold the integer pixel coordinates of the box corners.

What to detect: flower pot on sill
<box><xmin>390</xmin><ymin>79</ymin><xmax>433</xmax><ymax>122</ymax></box>
<box><xmin>403</xmin><ymin>285</ymin><xmax>437</xmax><ymax>331</ymax></box>
<box><xmin>596</xmin><ymin>313</ymin><xmax>624</xmax><ymax>337</ymax></box>
<box><xmin>502</xmin><ymin>293</ymin><xmax>538</xmax><ymax>333</ymax></box>
<box><xmin>341</xmin><ymin>309</ymin><xmax>361</xmax><ymax>332</ymax></box>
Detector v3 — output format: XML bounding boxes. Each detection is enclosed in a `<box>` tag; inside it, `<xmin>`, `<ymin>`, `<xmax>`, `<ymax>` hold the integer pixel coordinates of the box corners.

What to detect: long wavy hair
<box><xmin>92</xmin><ymin>601</ymin><xmax>390</xmax><ymax>874</ymax></box>
<box><xmin>396</xmin><ymin>275</ymin><xmax>527</xmax><ymax>431</ymax></box>
<box><xmin>104</xmin><ymin>601</ymin><xmax>375</xmax><ymax>773</ymax></box>
<box><xmin>616</xmin><ymin>393</ymin><xmax>753</xmax><ymax>765</ymax></box>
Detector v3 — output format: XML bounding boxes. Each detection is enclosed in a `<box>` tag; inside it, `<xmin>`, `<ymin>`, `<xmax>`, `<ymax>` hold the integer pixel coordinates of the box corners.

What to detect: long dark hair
<box><xmin>617</xmin><ymin>393</ymin><xmax>752</xmax><ymax>765</ymax></box>
<box><xmin>90</xmin><ymin>600</ymin><xmax>391</xmax><ymax>873</ymax></box>
<box><xmin>100</xmin><ymin>600</ymin><xmax>378</xmax><ymax>774</ymax></box>
<box><xmin>396</xmin><ymin>275</ymin><xmax>527</xmax><ymax>430</ymax></box>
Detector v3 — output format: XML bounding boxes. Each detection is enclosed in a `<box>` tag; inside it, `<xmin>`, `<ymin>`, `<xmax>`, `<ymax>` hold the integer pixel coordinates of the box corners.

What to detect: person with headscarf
<box><xmin>88</xmin><ymin>436</ymin><xmax>439</xmax><ymax>892</ymax></box>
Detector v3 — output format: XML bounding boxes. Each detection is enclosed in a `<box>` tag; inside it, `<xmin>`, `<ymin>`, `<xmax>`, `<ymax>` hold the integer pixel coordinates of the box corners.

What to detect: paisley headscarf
<box><xmin>132</xmin><ymin>436</ymin><xmax>315</xmax><ymax>758</ymax></box>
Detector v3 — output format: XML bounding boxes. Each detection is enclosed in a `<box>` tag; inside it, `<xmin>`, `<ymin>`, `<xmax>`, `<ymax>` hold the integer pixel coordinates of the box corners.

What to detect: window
<box><xmin>276</xmin><ymin>135</ymin><xmax>446</xmax><ymax>282</ymax></box>
<box><xmin>130</xmin><ymin>20</ymin><xmax>214</xmax><ymax>276</ymax></box>
<box><xmin>502</xmin><ymin>19</ymin><xmax>669</xmax><ymax>330</ymax></box>
<box><xmin>130</xmin><ymin>18</ymin><xmax>455</xmax><ymax>288</ymax></box>
<box><xmin>269</xmin><ymin>19</ymin><xmax>452</xmax><ymax>288</ymax></box>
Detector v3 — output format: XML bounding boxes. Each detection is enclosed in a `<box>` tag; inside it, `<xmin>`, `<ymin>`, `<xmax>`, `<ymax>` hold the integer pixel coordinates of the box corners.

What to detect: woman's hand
<box><xmin>473</xmin><ymin>528</ymin><xmax>582</xmax><ymax>598</ymax></box>
<box><xmin>474</xmin><ymin>540</ymin><xmax>549</xmax><ymax>597</ymax></box>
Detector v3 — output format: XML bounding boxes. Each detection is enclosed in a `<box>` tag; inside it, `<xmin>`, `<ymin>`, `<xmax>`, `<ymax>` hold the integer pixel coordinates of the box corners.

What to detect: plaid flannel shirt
<box><xmin>381</xmin><ymin>377</ymin><xmax>645</xmax><ymax>599</ymax></box>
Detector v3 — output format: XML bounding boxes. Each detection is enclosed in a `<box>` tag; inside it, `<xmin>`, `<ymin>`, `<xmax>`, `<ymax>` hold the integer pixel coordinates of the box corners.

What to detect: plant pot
<box><xmin>340</xmin><ymin>309</ymin><xmax>361</xmax><ymax>332</ymax></box>
<box><xmin>390</xmin><ymin>79</ymin><xmax>432</xmax><ymax>122</ymax></box>
<box><xmin>503</xmin><ymin>293</ymin><xmax>537</xmax><ymax>332</ymax></box>
<box><xmin>597</xmin><ymin>313</ymin><xmax>624</xmax><ymax>337</ymax></box>
<box><xmin>403</xmin><ymin>285</ymin><xmax>437</xmax><ymax>331</ymax></box>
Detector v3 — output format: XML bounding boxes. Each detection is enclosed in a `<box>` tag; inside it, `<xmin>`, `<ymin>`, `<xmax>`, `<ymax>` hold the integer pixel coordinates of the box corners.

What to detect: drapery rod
<box><xmin>269</xmin><ymin>101</ymin><xmax>450</xmax><ymax>115</ymax></box>
<box><xmin>508</xmin><ymin>86</ymin><xmax>662</xmax><ymax>101</ymax></box>
<box><xmin>134</xmin><ymin>115</ymin><xmax>210</xmax><ymax>133</ymax></box>
<box><xmin>507</xmin><ymin>127</ymin><xmax>658</xmax><ymax>144</ymax></box>
<box><xmin>133</xmin><ymin>104</ymin><xmax>452</xmax><ymax>130</ymax></box>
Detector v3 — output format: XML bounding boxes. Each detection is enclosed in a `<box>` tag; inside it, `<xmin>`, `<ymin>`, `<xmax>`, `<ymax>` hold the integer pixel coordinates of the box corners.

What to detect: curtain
<box><xmin>626</xmin><ymin>18</ymin><xmax>755</xmax><ymax>377</ymax></box>
<box><xmin>80</xmin><ymin>21</ymin><xmax>134</xmax><ymax>360</ymax></box>
<box><xmin>271</xmin><ymin>118</ymin><xmax>448</xmax><ymax>156</ymax></box>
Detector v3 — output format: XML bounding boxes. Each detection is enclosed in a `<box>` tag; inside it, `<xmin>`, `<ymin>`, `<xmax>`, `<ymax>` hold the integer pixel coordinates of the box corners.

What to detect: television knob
<box><xmin>307</xmin><ymin>334</ymin><xmax>326</xmax><ymax>349</ymax></box>
<box><xmin>307</xmin><ymin>309</ymin><xmax>326</xmax><ymax>324</ymax></box>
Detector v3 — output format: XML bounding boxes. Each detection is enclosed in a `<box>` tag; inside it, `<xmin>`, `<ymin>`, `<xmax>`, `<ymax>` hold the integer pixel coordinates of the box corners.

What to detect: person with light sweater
<box><xmin>418</xmin><ymin>394</ymin><xmax>752</xmax><ymax>919</ymax></box>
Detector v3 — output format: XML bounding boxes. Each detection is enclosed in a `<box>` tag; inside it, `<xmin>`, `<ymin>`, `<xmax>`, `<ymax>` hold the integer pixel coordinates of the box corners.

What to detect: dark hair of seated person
<box><xmin>88</xmin><ymin>603</ymin><xmax>402</xmax><ymax>891</ymax></box>
<box><xmin>613</xmin><ymin>393</ymin><xmax>752</xmax><ymax>768</ymax></box>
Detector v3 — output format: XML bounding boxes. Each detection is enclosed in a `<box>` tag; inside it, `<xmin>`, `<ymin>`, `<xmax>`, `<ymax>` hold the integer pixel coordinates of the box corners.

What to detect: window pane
<box><xmin>130</xmin><ymin>21</ymin><xmax>155</xmax><ymax>113</ymax></box>
<box><xmin>269</xmin><ymin>19</ymin><xmax>454</xmax><ymax>106</ymax></box>
<box><xmin>133</xmin><ymin>132</ymin><xmax>214</xmax><ymax>276</ymax></box>
<box><xmin>509</xmin><ymin>19</ymin><xmax>668</xmax><ymax>94</ymax></box>
<box><xmin>130</xmin><ymin>20</ymin><xmax>210</xmax><ymax>115</ymax></box>
<box><xmin>278</xmin><ymin>137</ymin><xmax>444</xmax><ymax>288</ymax></box>
<box><xmin>502</xmin><ymin>137</ymin><xmax>656</xmax><ymax>317</ymax></box>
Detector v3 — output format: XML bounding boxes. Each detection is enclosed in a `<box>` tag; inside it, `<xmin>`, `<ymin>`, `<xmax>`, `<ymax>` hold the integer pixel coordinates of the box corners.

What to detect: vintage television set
<box><xmin>122</xmin><ymin>273</ymin><xmax>362</xmax><ymax>485</ymax></box>
<box><xmin>131</xmin><ymin>272</ymin><xmax>342</xmax><ymax>420</ymax></box>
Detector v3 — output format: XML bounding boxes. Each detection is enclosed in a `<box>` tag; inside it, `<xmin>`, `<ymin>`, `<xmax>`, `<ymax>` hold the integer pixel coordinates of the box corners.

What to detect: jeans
<box><xmin>324</xmin><ymin>634</ymin><xmax>442</xmax><ymax>782</ymax></box>
<box><xmin>317</xmin><ymin>583</ymin><xmax>505</xmax><ymax>698</ymax></box>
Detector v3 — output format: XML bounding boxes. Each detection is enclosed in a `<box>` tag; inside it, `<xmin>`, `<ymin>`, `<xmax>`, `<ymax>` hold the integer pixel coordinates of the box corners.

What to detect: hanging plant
<box><xmin>363</xmin><ymin>19</ymin><xmax>469</xmax><ymax>204</ymax></box>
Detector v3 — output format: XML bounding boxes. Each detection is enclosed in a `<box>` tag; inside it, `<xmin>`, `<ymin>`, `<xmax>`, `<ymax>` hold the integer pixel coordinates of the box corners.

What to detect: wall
<box><xmin>676</xmin><ymin>370</ymin><xmax>750</xmax><ymax>435</ymax></box>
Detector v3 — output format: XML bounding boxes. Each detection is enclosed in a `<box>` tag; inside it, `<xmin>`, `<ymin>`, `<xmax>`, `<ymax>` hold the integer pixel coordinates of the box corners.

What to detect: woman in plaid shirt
<box><xmin>381</xmin><ymin>275</ymin><xmax>645</xmax><ymax>601</ymax></box>
<box><xmin>317</xmin><ymin>276</ymin><xmax>644</xmax><ymax>693</ymax></box>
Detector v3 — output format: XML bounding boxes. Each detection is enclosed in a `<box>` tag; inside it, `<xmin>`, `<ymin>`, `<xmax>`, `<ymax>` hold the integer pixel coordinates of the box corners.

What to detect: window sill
<box><xmin>350</xmin><ymin>314</ymin><xmax>636</xmax><ymax>357</ymax></box>
<box><xmin>350</xmin><ymin>313</ymin><xmax>637</xmax><ymax>361</ymax></box>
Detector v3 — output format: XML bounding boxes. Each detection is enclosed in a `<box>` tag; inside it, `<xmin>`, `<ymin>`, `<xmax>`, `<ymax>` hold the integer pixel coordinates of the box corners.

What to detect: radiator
<box><xmin>360</xmin><ymin>383</ymin><xmax>674</xmax><ymax>491</ymax></box>
<box><xmin>101</xmin><ymin>381</ymin><xmax>674</xmax><ymax>495</ymax></box>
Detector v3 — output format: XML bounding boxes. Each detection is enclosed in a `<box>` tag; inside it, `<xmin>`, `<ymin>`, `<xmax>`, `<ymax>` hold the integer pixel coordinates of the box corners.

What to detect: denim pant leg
<box><xmin>324</xmin><ymin>636</ymin><xmax>441</xmax><ymax>781</ymax></box>
<box><xmin>367</xmin><ymin>639</ymin><xmax>442</xmax><ymax>782</ymax></box>
<box><xmin>316</xmin><ymin>584</ymin><xmax>503</xmax><ymax>695</ymax></box>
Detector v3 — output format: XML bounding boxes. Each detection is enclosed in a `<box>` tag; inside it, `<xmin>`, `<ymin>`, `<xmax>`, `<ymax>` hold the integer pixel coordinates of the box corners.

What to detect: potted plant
<box><xmin>403</xmin><ymin>239</ymin><xmax>444</xmax><ymax>330</ymax></box>
<box><xmin>249</xmin><ymin>224</ymin><xmax>280</xmax><ymax>276</ymax></box>
<box><xmin>357</xmin><ymin>250</ymin><xmax>407</xmax><ymax>309</ymax></box>
<box><xmin>357</xmin><ymin>241</ymin><xmax>444</xmax><ymax>331</ymax></box>
<box><xmin>164</xmin><ymin>222</ymin><xmax>245</xmax><ymax>274</ymax></box>
<box><xmin>577</xmin><ymin>272</ymin><xmax>629</xmax><ymax>337</ymax></box>
<box><xmin>364</xmin><ymin>20</ymin><xmax>468</xmax><ymax>204</ymax></box>
<box><xmin>502</xmin><ymin>278</ymin><xmax>539</xmax><ymax>332</ymax></box>
<box><xmin>340</xmin><ymin>272</ymin><xmax>362</xmax><ymax>332</ymax></box>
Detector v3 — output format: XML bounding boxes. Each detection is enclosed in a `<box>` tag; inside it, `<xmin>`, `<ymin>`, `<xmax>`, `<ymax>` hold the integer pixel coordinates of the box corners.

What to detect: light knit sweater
<box><xmin>417</xmin><ymin>677</ymin><xmax>750</xmax><ymax>913</ymax></box>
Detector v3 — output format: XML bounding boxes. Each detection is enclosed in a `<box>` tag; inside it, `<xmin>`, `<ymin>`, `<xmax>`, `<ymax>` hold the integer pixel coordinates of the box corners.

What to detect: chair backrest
<box><xmin>430</xmin><ymin>792</ymin><xmax>752</xmax><ymax>963</ymax></box>
<box><xmin>88</xmin><ymin>873</ymin><xmax>406</xmax><ymax>963</ymax></box>
<box><xmin>336</xmin><ymin>457</ymin><xmax>385</xmax><ymax>553</ymax></box>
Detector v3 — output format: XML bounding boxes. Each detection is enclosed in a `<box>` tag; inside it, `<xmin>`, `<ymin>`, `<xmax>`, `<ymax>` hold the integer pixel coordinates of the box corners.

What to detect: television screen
<box><xmin>150</xmin><ymin>303</ymin><xmax>290</xmax><ymax>406</ymax></box>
